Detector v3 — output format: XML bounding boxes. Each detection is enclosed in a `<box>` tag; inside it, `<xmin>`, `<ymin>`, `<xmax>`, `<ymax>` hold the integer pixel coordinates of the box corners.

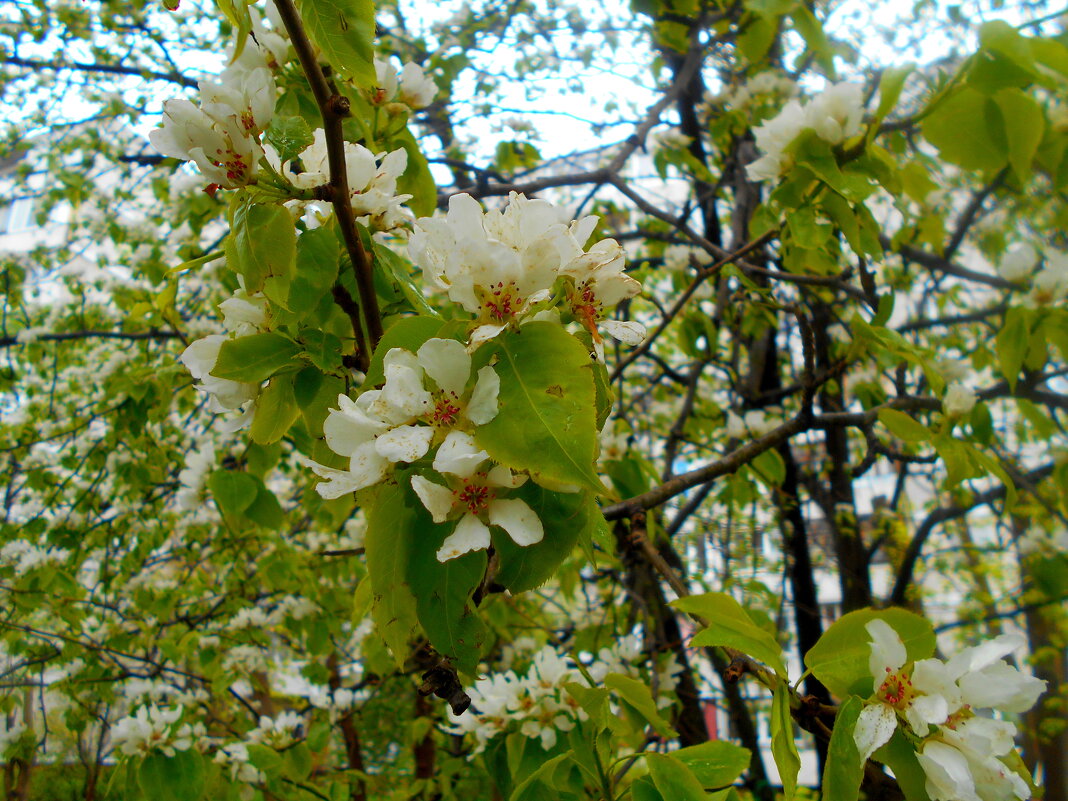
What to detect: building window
<box><xmin>0</xmin><ymin>197</ymin><xmax>36</xmax><ymax>233</ymax></box>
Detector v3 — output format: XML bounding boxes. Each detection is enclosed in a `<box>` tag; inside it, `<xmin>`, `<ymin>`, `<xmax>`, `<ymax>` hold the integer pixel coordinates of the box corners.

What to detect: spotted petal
<box><xmin>466</xmin><ymin>366</ymin><xmax>500</xmax><ymax>425</ymax></box>
<box><xmin>436</xmin><ymin>513</ymin><xmax>491</xmax><ymax>561</ymax></box>
<box><xmin>411</xmin><ymin>475</ymin><xmax>455</xmax><ymax>523</ymax></box>
<box><xmin>374</xmin><ymin>425</ymin><xmax>433</xmax><ymax>464</ymax></box>
<box><xmin>854</xmin><ymin>703</ymin><xmax>897</xmax><ymax>764</ymax></box>
<box><xmin>433</xmin><ymin>430</ymin><xmax>488</xmax><ymax>478</ymax></box>
<box><xmin>417</xmin><ymin>338</ymin><xmax>471</xmax><ymax>397</ymax></box>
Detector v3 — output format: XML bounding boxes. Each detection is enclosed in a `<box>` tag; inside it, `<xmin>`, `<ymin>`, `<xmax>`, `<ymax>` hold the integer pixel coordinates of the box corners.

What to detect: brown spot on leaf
<box><xmin>546</xmin><ymin>384</ymin><xmax>564</xmax><ymax>398</ymax></box>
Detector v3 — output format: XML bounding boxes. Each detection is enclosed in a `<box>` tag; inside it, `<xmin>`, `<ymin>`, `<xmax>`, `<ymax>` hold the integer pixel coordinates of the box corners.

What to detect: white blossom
<box><xmin>943</xmin><ymin>382</ymin><xmax>977</xmax><ymax>417</ymax></box>
<box><xmin>998</xmin><ymin>243</ymin><xmax>1038</xmax><ymax>283</ymax></box>
<box><xmin>110</xmin><ymin>705</ymin><xmax>186</xmax><ymax>757</ymax></box>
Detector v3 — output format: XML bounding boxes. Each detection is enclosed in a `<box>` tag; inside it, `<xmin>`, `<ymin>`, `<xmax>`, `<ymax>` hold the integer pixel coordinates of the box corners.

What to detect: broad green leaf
<box><xmin>997</xmin><ymin>306</ymin><xmax>1030</xmax><ymax>391</ymax></box>
<box><xmin>877</xmin><ymin>409</ymin><xmax>931</xmax><ymax>443</ymax></box>
<box><xmin>246</xmin><ymin>743</ymin><xmax>284</xmax><ymax>778</ymax></box>
<box><xmin>791</xmin><ymin>6</ymin><xmax>836</xmax><ymax>77</ymax></box>
<box><xmin>592</xmin><ymin>360</ymin><xmax>613</xmax><ymax>430</ymax></box>
<box><xmin>226</xmin><ymin>201</ymin><xmax>296</xmax><ymax>299</ymax></box>
<box><xmin>392</xmin><ymin>127</ymin><xmax>439</xmax><ymax>218</ymax></box>
<box><xmin>822</xmin><ymin>696</ymin><xmax>863</xmax><ymax>801</ymax></box>
<box><xmin>645</xmin><ymin>752</ymin><xmax>707</xmax><ymax>801</ymax></box>
<box><xmin>994</xmin><ymin>88</ymin><xmax>1043</xmax><ymax>181</ymax></box>
<box><xmin>301</xmin><ymin>330</ymin><xmax>344</xmax><ymax>374</ymax></box>
<box><xmin>138</xmin><ymin>749</ymin><xmax>205</xmax><ymax>801</ymax></box>
<box><xmin>365</xmin><ymin>480</ymin><xmax>421</xmax><ymax>669</ymax></box>
<box><xmin>372</xmin><ymin>240</ymin><xmax>439</xmax><ymax>318</ymax></box>
<box><xmin>737</xmin><ymin>13</ymin><xmax>777</xmax><ymax>63</ymax></box>
<box><xmin>671</xmin><ymin>592</ymin><xmax>788</xmax><ymax>676</ymax></box>
<box><xmin>921</xmin><ymin>88</ymin><xmax>1006</xmax><ymax>172</ymax></box>
<box><xmin>476</xmin><ymin>322</ymin><xmax>603</xmax><ymax>492</ymax></box>
<box><xmin>509</xmin><ymin>752</ymin><xmax>573</xmax><ymax>801</ymax></box>
<box><xmin>631</xmin><ymin>776</ymin><xmax>666</xmax><ymax>801</ymax></box>
<box><xmin>294</xmin><ymin>0</ymin><xmax>375</xmax><ymax>85</ymax></box>
<box><xmin>751</xmin><ymin>448</ymin><xmax>785</xmax><ymax>487</ymax></box>
<box><xmin>563</xmin><ymin>683</ymin><xmax>611</xmax><ymax>732</ymax></box>
<box><xmin>289</xmin><ymin>225</ymin><xmax>340</xmax><ymax>316</ymax></box>
<box><xmin>245</xmin><ymin>481</ymin><xmax>285</xmax><ymax>530</ymax></box>
<box><xmin>407</xmin><ymin>515</ymin><xmax>488</xmax><ymax>676</ymax></box>
<box><xmin>208</xmin><ymin>470</ymin><xmax>258</xmax><ymax>517</ymax></box>
<box><xmin>250</xmin><ymin>373</ymin><xmax>301</xmax><ymax>445</ymax></box>
<box><xmin>211</xmin><ymin>333</ymin><xmax>302</xmax><ymax>383</ymax></box>
<box><xmin>604</xmin><ymin>673</ymin><xmax>675</xmax><ymax>738</ymax></box>
<box><xmin>264</xmin><ymin>116</ymin><xmax>315</xmax><ymax>164</ymax></box>
<box><xmin>771</xmin><ymin>683</ymin><xmax>800</xmax><ymax>801</ymax></box>
<box><xmin>804</xmin><ymin>608</ymin><xmax>936</xmax><ymax>698</ymax></box>
<box><xmin>672</xmin><ymin>740</ymin><xmax>751</xmax><ymax>788</ymax></box>
<box><xmin>492</xmin><ymin>485</ymin><xmax>592</xmax><ymax>593</ymax></box>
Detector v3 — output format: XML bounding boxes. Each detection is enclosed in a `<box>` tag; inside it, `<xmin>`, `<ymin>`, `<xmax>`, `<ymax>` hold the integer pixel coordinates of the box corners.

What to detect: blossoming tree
<box><xmin>0</xmin><ymin>1</ymin><xmax>1066</xmax><ymax>800</ymax></box>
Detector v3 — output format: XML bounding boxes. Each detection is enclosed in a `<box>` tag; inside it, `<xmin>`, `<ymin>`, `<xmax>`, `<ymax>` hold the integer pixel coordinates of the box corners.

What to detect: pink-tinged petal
<box><xmin>466</xmin><ymin>366</ymin><xmax>500</xmax><ymax>425</ymax></box>
<box><xmin>865</xmin><ymin>619</ymin><xmax>907</xmax><ymax>681</ymax></box>
<box><xmin>432</xmin><ymin>431</ymin><xmax>488</xmax><ymax>479</ymax></box>
<box><xmin>374</xmin><ymin>425</ymin><xmax>433</xmax><ymax>464</ymax></box>
<box><xmin>417</xmin><ymin>338</ymin><xmax>471</xmax><ymax>396</ymax></box>
<box><xmin>488</xmin><ymin>498</ymin><xmax>544</xmax><ymax>547</ymax></box>
<box><xmin>411</xmin><ymin>475</ymin><xmax>455</xmax><ymax>523</ymax></box>
<box><xmin>349</xmin><ymin>441</ymin><xmax>390</xmax><ymax>489</ymax></box>
<box><xmin>436</xmin><ymin>514</ymin><xmax>491</xmax><ymax>561</ymax></box>
<box><xmin>600</xmin><ymin>319</ymin><xmax>646</xmax><ymax>345</ymax></box>
<box><xmin>854</xmin><ymin>703</ymin><xmax>897</xmax><ymax>764</ymax></box>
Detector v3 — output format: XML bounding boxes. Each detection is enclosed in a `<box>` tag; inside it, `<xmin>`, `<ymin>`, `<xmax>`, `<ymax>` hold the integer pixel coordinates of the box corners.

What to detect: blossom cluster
<box><xmin>855</xmin><ymin>620</ymin><xmax>1046</xmax><ymax>801</ymax></box>
<box><xmin>110</xmin><ymin>705</ymin><xmax>205</xmax><ymax>757</ymax></box>
<box><xmin>373</xmin><ymin>58</ymin><xmax>437</xmax><ymax>110</ymax></box>
<box><xmin>151</xmin><ymin>52</ymin><xmax>276</xmax><ymax>191</ymax></box>
<box><xmin>448</xmin><ymin>638</ymin><xmax>682</xmax><ymax>753</ymax></box>
<box><xmin>746</xmin><ymin>82</ymin><xmax>865</xmax><ymax>182</ymax></box>
<box><xmin>996</xmin><ymin>243</ymin><xmax>1068</xmax><ymax>307</ymax></box>
<box><xmin>410</xmin><ymin>191</ymin><xmax>645</xmax><ymax>350</ymax></box>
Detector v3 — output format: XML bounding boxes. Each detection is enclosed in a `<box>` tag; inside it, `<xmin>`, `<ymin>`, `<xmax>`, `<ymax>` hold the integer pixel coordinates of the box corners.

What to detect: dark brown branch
<box><xmin>4</xmin><ymin>55</ymin><xmax>199</xmax><ymax>89</ymax></box>
<box><xmin>273</xmin><ymin>0</ymin><xmax>383</xmax><ymax>368</ymax></box>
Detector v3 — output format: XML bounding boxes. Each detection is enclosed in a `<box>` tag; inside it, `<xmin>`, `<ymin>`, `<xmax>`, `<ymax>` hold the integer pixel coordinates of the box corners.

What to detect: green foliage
<box><xmin>671</xmin><ymin>592</ymin><xmax>788</xmax><ymax>676</ymax></box>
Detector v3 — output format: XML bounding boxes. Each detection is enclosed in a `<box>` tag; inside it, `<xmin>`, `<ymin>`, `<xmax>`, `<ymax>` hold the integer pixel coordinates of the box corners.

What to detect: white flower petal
<box><xmin>436</xmin><ymin>514</ymin><xmax>492</xmax><ymax>561</ymax></box>
<box><xmin>600</xmin><ymin>319</ymin><xmax>646</xmax><ymax>345</ymax></box>
<box><xmin>487</xmin><ymin>464</ymin><xmax>526</xmax><ymax>489</ymax></box>
<box><xmin>304</xmin><ymin>460</ymin><xmax>364</xmax><ymax>500</ymax></box>
<box><xmin>916</xmin><ymin>741</ymin><xmax>981</xmax><ymax>801</ymax></box>
<box><xmin>417</xmin><ymin>338</ymin><xmax>471</xmax><ymax>397</ymax></box>
<box><xmin>854</xmin><ymin>703</ymin><xmax>898</xmax><ymax>764</ymax></box>
<box><xmin>323</xmin><ymin>395</ymin><xmax>388</xmax><ymax>457</ymax></box>
<box><xmin>433</xmin><ymin>430</ymin><xmax>488</xmax><ymax>478</ymax></box>
<box><xmin>865</xmin><ymin>619</ymin><xmax>907</xmax><ymax>683</ymax></box>
<box><xmin>469</xmin><ymin>324</ymin><xmax>507</xmax><ymax>349</ymax></box>
<box><xmin>488</xmin><ymin>498</ymin><xmax>544</xmax><ymax>547</ymax></box>
<box><xmin>374</xmin><ymin>425</ymin><xmax>433</xmax><ymax>464</ymax></box>
<box><xmin>411</xmin><ymin>475</ymin><xmax>455</xmax><ymax>523</ymax></box>
<box><xmin>381</xmin><ymin>348</ymin><xmax>432</xmax><ymax>419</ymax></box>
<box><xmin>466</xmin><ymin>366</ymin><xmax>500</xmax><ymax>425</ymax></box>
<box><xmin>349</xmin><ymin>441</ymin><xmax>390</xmax><ymax>489</ymax></box>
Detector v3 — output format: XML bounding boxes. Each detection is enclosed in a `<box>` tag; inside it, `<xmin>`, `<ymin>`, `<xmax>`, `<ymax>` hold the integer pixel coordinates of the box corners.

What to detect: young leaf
<box><xmin>877</xmin><ymin>409</ymin><xmax>931</xmax><ymax>443</ymax></box>
<box><xmin>645</xmin><ymin>752</ymin><xmax>707</xmax><ymax>801</ymax></box>
<box><xmin>211</xmin><ymin>333</ymin><xmax>302</xmax><ymax>384</ymax></box>
<box><xmin>138</xmin><ymin>749</ymin><xmax>205</xmax><ymax>801</ymax></box>
<box><xmin>771</xmin><ymin>683</ymin><xmax>801</xmax><ymax>801</ymax></box>
<box><xmin>671</xmin><ymin>592</ymin><xmax>788</xmax><ymax>676</ymax></box>
<box><xmin>226</xmin><ymin>201</ymin><xmax>296</xmax><ymax>297</ymax></box>
<box><xmin>208</xmin><ymin>470</ymin><xmax>258</xmax><ymax>518</ymax></box>
<box><xmin>293</xmin><ymin>0</ymin><xmax>375</xmax><ymax>85</ymax></box>
<box><xmin>250</xmin><ymin>373</ymin><xmax>301</xmax><ymax>445</ymax></box>
<box><xmin>822</xmin><ymin>696</ymin><xmax>863</xmax><ymax>801</ymax></box>
<box><xmin>603</xmin><ymin>673</ymin><xmax>675</xmax><ymax>738</ymax></box>
<box><xmin>671</xmin><ymin>740</ymin><xmax>751</xmax><ymax>788</ymax></box>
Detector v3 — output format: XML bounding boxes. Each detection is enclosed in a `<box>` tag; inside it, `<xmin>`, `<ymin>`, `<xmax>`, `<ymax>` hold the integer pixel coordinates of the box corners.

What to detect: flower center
<box><xmin>429</xmin><ymin>393</ymin><xmax>462</xmax><ymax>427</ymax></box>
<box><xmin>482</xmin><ymin>281</ymin><xmax>524</xmax><ymax>322</ymax></box>
<box><xmin>877</xmin><ymin>667</ymin><xmax>916</xmax><ymax>709</ymax></box>
<box><xmin>455</xmin><ymin>474</ymin><xmax>493</xmax><ymax>515</ymax></box>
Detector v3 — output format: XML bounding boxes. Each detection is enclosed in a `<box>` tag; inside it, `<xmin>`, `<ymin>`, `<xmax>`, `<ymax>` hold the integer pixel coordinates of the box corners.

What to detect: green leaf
<box><xmin>877</xmin><ymin>409</ymin><xmax>931</xmax><ymax>443</ymax></box>
<box><xmin>751</xmin><ymin>448</ymin><xmax>785</xmax><ymax>487</ymax></box>
<box><xmin>791</xmin><ymin>6</ymin><xmax>836</xmax><ymax>77</ymax></box>
<box><xmin>208</xmin><ymin>470</ymin><xmax>258</xmax><ymax>517</ymax></box>
<box><xmin>246</xmin><ymin>743</ymin><xmax>284</xmax><ymax>778</ymax></box>
<box><xmin>822</xmin><ymin>696</ymin><xmax>863</xmax><ymax>801</ymax></box>
<box><xmin>563</xmin><ymin>683</ymin><xmax>612</xmax><ymax>732</ymax></box>
<box><xmin>407</xmin><ymin>518</ymin><xmax>488</xmax><ymax>676</ymax></box>
<box><xmin>290</xmin><ymin>225</ymin><xmax>340</xmax><ymax>316</ymax></box>
<box><xmin>302</xmin><ymin>330</ymin><xmax>344</xmax><ymax>374</ymax></box>
<box><xmin>294</xmin><ymin>0</ymin><xmax>375</xmax><ymax>85</ymax></box>
<box><xmin>874</xmin><ymin>65</ymin><xmax>914</xmax><ymax>123</ymax></box>
<box><xmin>672</xmin><ymin>740</ymin><xmax>751</xmax><ymax>788</ymax></box>
<box><xmin>994</xmin><ymin>88</ymin><xmax>1043</xmax><ymax>181</ymax></box>
<box><xmin>138</xmin><ymin>749</ymin><xmax>205</xmax><ymax>801</ymax></box>
<box><xmin>671</xmin><ymin>592</ymin><xmax>788</xmax><ymax>676</ymax></box>
<box><xmin>509</xmin><ymin>752</ymin><xmax>573</xmax><ymax>801</ymax></box>
<box><xmin>372</xmin><ymin>240</ymin><xmax>439</xmax><ymax>318</ymax></box>
<box><xmin>492</xmin><ymin>485</ymin><xmax>593</xmax><ymax>593</ymax></box>
<box><xmin>997</xmin><ymin>306</ymin><xmax>1031</xmax><ymax>391</ymax></box>
<box><xmin>804</xmin><ymin>608</ymin><xmax>935</xmax><ymax>698</ymax></box>
<box><xmin>770</xmin><ymin>683</ymin><xmax>800</xmax><ymax>801</ymax></box>
<box><xmin>264</xmin><ymin>116</ymin><xmax>315</xmax><ymax>164</ymax></box>
<box><xmin>226</xmin><ymin>201</ymin><xmax>296</xmax><ymax>299</ymax></box>
<box><xmin>921</xmin><ymin>88</ymin><xmax>1006</xmax><ymax>172</ymax></box>
<box><xmin>392</xmin><ymin>127</ymin><xmax>439</xmax><ymax>218</ymax></box>
<box><xmin>631</xmin><ymin>777</ymin><xmax>666</xmax><ymax>801</ymax></box>
<box><xmin>645</xmin><ymin>752</ymin><xmax>707</xmax><ymax>801</ymax></box>
<box><xmin>603</xmin><ymin>673</ymin><xmax>675</xmax><ymax>738</ymax></box>
<box><xmin>250</xmin><ymin>373</ymin><xmax>301</xmax><ymax>445</ymax></box>
<box><xmin>476</xmin><ymin>323</ymin><xmax>603</xmax><ymax>492</ymax></box>
<box><xmin>365</xmin><ymin>481</ymin><xmax>421</xmax><ymax>669</ymax></box>
<box><xmin>211</xmin><ymin>333</ymin><xmax>302</xmax><ymax>383</ymax></box>
<box><xmin>245</xmin><ymin>482</ymin><xmax>285</xmax><ymax>530</ymax></box>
